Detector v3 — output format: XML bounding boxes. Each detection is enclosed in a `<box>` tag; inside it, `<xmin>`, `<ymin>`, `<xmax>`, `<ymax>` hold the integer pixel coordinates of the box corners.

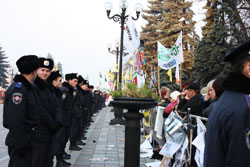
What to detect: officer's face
<box><xmin>53</xmin><ymin>77</ymin><xmax>62</xmax><ymax>88</ymax></box>
<box><xmin>68</xmin><ymin>79</ymin><xmax>78</xmax><ymax>88</ymax></box>
<box><xmin>81</xmin><ymin>84</ymin><xmax>88</xmax><ymax>90</ymax></box>
<box><xmin>242</xmin><ymin>61</ymin><xmax>250</xmax><ymax>78</ymax></box>
<box><xmin>37</xmin><ymin>68</ymin><xmax>51</xmax><ymax>80</ymax></box>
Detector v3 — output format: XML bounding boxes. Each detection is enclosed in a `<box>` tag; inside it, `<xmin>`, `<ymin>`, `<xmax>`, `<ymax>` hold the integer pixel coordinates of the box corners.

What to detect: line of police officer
<box><xmin>3</xmin><ymin>55</ymin><xmax>107</xmax><ymax>167</ymax></box>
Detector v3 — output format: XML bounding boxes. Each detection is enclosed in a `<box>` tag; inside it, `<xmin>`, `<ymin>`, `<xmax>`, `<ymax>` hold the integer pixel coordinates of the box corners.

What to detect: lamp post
<box><xmin>106</xmin><ymin>40</ymin><xmax>120</xmax><ymax>90</ymax></box>
<box><xmin>105</xmin><ymin>0</ymin><xmax>143</xmax><ymax>90</ymax></box>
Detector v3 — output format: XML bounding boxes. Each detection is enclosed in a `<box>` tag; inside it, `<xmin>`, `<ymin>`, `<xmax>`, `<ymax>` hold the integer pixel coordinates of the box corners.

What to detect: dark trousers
<box><xmin>70</xmin><ymin>117</ymin><xmax>81</xmax><ymax>142</ymax></box>
<box><xmin>8</xmin><ymin>147</ymin><xmax>32</xmax><ymax>167</ymax></box>
<box><xmin>53</xmin><ymin>126</ymin><xmax>70</xmax><ymax>158</ymax></box>
<box><xmin>63</xmin><ymin>126</ymin><xmax>70</xmax><ymax>151</ymax></box>
<box><xmin>32</xmin><ymin>142</ymin><xmax>53</xmax><ymax>167</ymax></box>
<box><xmin>53</xmin><ymin>127</ymin><xmax>66</xmax><ymax>159</ymax></box>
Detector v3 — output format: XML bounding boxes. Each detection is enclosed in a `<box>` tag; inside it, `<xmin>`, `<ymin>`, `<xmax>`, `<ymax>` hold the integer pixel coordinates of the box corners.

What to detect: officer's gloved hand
<box><xmin>17</xmin><ymin>148</ymin><xmax>26</xmax><ymax>157</ymax></box>
<box><xmin>50</xmin><ymin>122</ymin><xmax>62</xmax><ymax>132</ymax></box>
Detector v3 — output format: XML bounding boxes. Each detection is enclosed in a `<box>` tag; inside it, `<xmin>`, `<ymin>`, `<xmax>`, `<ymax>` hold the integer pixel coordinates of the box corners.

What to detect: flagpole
<box><xmin>180</xmin><ymin>63</ymin><xmax>182</xmax><ymax>90</ymax></box>
<box><xmin>158</xmin><ymin>65</ymin><xmax>161</xmax><ymax>95</ymax></box>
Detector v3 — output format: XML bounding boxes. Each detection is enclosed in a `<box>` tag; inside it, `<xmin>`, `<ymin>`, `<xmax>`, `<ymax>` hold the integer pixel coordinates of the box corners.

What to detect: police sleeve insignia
<box><xmin>12</xmin><ymin>93</ymin><xmax>23</xmax><ymax>104</ymax></box>
<box><xmin>62</xmin><ymin>93</ymin><xmax>66</xmax><ymax>100</ymax></box>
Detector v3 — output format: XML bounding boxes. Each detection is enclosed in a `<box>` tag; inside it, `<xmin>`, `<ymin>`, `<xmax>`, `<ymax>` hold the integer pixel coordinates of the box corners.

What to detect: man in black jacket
<box><xmin>177</xmin><ymin>82</ymin><xmax>203</xmax><ymax>116</ymax></box>
<box><xmin>33</xmin><ymin>58</ymin><xmax>63</xmax><ymax>167</ymax></box>
<box><xmin>63</xmin><ymin>73</ymin><xmax>83</xmax><ymax>151</ymax></box>
<box><xmin>3</xmin><ymin>55</ymin><xmax>39</xmax><ymax>167</ymax></box>
<box><xmin>61</xmin><ymin>73</ymin><xmax>78</xmax><ymax>151</ymax></box>
<box><xmin>48</xmin><ymin>71</ymin><xmax>70</xmax><ymax>167</ymax></box>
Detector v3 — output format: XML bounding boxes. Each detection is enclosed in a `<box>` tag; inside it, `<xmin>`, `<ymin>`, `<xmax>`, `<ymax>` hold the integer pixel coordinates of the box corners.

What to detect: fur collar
<box><xmin>52</xmin><ymin>86</ymin><xmax>62</xmax><ymax>98</ymax></box>
<box><xmin>34</xmin><ymin>76</ymin><xmax>48</xmax><ymax>89</ymax></box>
<box><xmin>223</xmin><ymin>72</ymin><xmax>250</xmax><ymax>94</ymax></box>
<box><xmin>62</xmin><ymin>82</ymin><xmax>74</xmax><ymax>95</ymax></box>
<box><xmin>13</xmin><ymin>75</ymin><xmax>32</xmax><ymax>90</ymax></box>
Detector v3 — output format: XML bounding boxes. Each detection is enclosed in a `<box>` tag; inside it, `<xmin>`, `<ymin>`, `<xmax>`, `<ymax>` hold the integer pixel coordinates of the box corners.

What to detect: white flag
<box><xmin>124</xmin><ymin>16</ymin><xmax>140</xmax><ymax>54</ymax></box>
<box><xmin>158</xmin><ymin>31</ymin><xmax>183</xmax><ymax>70</ymax></box>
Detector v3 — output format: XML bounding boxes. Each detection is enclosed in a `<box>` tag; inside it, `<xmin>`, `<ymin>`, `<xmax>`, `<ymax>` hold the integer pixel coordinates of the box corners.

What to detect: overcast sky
<box><xmin>0</xmin><ymin>0</ymin><xmax>206</xmax><ymax>88</ymax></box>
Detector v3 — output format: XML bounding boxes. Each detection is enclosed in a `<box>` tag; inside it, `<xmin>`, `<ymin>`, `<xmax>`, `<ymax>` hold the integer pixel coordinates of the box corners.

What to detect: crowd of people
<box><xmin>3</xmin><ymin>55</ymin><xmax>107</xmax><ymax>167</ymax></box>
<box><xmin>142</xmin><ymin>40</ymin><xmax>250</xmax><ymax>166</ymax></box>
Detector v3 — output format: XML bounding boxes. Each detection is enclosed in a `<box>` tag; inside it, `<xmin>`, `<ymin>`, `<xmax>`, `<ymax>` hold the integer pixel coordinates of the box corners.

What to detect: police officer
<box><xmin>64</xmin><ymin>73</ymin><xmax>82</xmax><ymax>151</ymax></box>
<box><xmin>3</xmin><ymin>55</ymin><xmax>39</xmax><ymax>167</ymax></box>
<box><xmin>204</xmin><ymin>40</ymin><xmax>250</xmax><ymax>166</ymax></box>
<box><xmin>33</xmin><ymin>57</ymin><xmax>62</xmax><ymax>167</ymax></box>
<box><xmin>79</xmin><ymin>78</ymin><xmax>90</xmax><ymax>140</ymax></box>
<box><xmin>61</xmin><ymin>73</ymin><xmax>77</xmax><ymax>152</ymax></box>
<box><xmin>48</xmin><ymin>71</ymin><xmax>70</xmax><ymax>167</ymax></box>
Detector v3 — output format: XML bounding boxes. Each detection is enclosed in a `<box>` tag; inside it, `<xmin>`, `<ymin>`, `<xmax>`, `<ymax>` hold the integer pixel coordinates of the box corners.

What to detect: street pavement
<box><xmin>0</xmin><ymin>104</ymin><xmax>156</xmax><ymax>167</ymax></box>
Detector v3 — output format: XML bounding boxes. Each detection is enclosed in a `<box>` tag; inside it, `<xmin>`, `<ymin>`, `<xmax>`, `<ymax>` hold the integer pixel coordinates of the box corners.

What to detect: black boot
<box><xmin>62</xmin><ymin>152</ymin><xmax>71</xmax><ymax>159</ymax></box>
<box><xmin>69</xmin><ymin>142</ymin><xmax>82</xmax><ymax>151</ymax></box>
<box><xmin>76</xmin><ymin>140</ymin><xmax>86</xmax><ymax>145</ymax></box>
<box><xmin>81</xmin><ymin>136</ymin><xmax>87</xmax><ymax>140</ymax></box>
<box><xmin>56</xmin><ymin>157</ymin><xmax>71</xmax><ymax>167</ymax></box>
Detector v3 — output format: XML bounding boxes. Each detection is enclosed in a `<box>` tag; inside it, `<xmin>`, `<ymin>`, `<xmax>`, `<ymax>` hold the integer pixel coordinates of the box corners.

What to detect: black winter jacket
<box><xmin>34</xmin><ymin>77</ymin><xmax>62</xmax><ymax>143</ymax></box>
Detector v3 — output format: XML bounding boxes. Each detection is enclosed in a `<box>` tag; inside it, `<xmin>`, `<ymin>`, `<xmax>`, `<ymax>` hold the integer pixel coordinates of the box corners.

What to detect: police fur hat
<box><xmin>65</xmin><ymin>73</ymin><xmax>78</xmax><ymax>81</ymax></box>
<box><xmin>77</xmin><ymin>75</ymin><xmax>84</xmax><ymax>84</ymax></box>
<box><xmin>83</xmin><ymin>79</ymin><xmax>89</xmax><ymax>85</ymax></box>
<box><xmin>88</xmin><ymin>85</ymin><xmax>94</xmax><ymax>89</ymax></box>
<box><xmin>16</xmin><ymin>55</ymin><xmax>39</xmax><ymax>74</ymax></box>
<box><xmin>186</xmin><ymin>82</ymin><xmax>200</xmax><ymax>91</ymax></box>
<box><xmin>48</xmin><ymin>70</ymin><xmax>62</xmax><ymax>82</ymax></box>
<box><xmin>224</xmin><ymin>40</ymin><xmax>250</xmax><ymax>65</ymax></box>
<box><xmin>38</xmin><ymin>57</ymin><xmax>54</xmax><ymax>70</ymax></box>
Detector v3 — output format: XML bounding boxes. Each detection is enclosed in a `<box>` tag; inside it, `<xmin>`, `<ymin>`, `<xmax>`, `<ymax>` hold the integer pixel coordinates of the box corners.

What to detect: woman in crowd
<box><xmin>202</xmin><ymin>78</ymin><xmax>224</xmax><ymax>117</ymax></box>
<box><xmin>163</xmin><ymin>91</ymin><xmax>180</xmax><ymax>118</ymax></box>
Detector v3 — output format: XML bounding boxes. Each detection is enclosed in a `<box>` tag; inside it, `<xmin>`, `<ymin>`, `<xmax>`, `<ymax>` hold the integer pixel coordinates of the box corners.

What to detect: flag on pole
<box><xmin>124</xmin><ymin>16</ymin><xmax>140</xmax><ymax>54</ymax></box>
<box><xmin>175</xmin><ymin>65</ymin><xmax>180</xmax><ymax>84</ymax></box>
<box><xmin>167</xmin><ymin>69</ymin><xmax>172</xmax><ymax>82</ymax></box>
<box><xmin>158</xmin><ymin>31</ymin><xmax>183</xmax><ymax>70</ymax></box>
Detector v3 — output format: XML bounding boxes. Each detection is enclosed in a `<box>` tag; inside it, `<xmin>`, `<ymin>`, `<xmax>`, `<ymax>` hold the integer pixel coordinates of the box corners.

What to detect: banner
<box><xmin>124</xmin><ymin>16</ymin><xmax>140</xmax><ymax>54</ymax></box>
<box><xmin>158</xmin><ymin>32</ymin><xmax>183</xmax><ymax>70</ymax></box>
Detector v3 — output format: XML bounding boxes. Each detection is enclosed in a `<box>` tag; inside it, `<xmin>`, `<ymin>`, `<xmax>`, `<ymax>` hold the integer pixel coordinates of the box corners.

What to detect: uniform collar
<box><xmin>13</xmin><ymin>75</ymin><xmax>32</xmax><ymax>90</ymax></box>
<box><xmin>223</xmin><ymin>72</ymin><xmax>250</xmax><ymax>94</ymax></box>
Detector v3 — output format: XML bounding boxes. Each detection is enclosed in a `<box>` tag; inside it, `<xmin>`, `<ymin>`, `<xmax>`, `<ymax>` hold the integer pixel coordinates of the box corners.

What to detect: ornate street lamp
<box><xmin>105</xmin><ymin>0</ymin><xmax>143</xmax><ymax>90</ymax></box>
<box><xmin>106</xmin><ymin>40</ymin><xmax>120</xmax><ymax>91</ymax></box>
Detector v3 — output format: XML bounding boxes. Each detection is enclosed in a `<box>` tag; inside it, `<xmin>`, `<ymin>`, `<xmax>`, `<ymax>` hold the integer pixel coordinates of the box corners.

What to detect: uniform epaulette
<box><xmin>15</xmin><ymin>82</ymin><xmax>22</xmax><ymax>88</ymax></box>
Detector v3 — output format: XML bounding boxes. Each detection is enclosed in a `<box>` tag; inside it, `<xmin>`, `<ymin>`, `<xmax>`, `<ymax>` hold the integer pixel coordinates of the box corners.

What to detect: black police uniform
<box><xmin>3</xmin><ymin>75</ymin><xmax>39</xmax><ymax>167</ymax></box>
<box><xmin>80</xmin><ymin>89</ymin><xmax>90</xmax><ymax>138</ymax></box>
<box><xmin>50</xmin><ymin>85</ymin><xmax>70</xmax><ymax>165</ymax></box>
<box><xmin>60</xmin><ymin>82</ymin><xmax>74</xmax><ymax>153</ymax></box>
<box><xmin>32</xmin><ymin>76</ymin><xmax>62</xmax><ymax>167</ymax></box>
<box><xmin>204</xmin><ymin>40</ymin><xmax>250</xmax><ymax>166</ymax></box>
<box><xmin>69</xmin><ymin>86</ymin><xmax>83</xmax><ymax>148</ymax></box>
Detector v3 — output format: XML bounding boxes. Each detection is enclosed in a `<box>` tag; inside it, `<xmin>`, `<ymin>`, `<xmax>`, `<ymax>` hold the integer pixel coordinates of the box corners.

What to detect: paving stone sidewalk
<box><xmin>69</xmin><ymin>106</ymin><xmax>156</xmax><ymax>167</ymax></box>
<box><xmin>0</xmin><ymin>105</ymin><xmax>157</xmax><ymax>167</ymax></box>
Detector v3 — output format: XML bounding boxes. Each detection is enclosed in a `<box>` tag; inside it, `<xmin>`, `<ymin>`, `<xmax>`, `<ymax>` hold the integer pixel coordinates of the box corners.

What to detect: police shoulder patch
<box><xmin>15</xmin><ymin>82</ymin><xmax>22</xmax><ymax>88</ymax></box>
<box><xmin>12</xmin><ymin>92</ymin><xmax>23</xmax><ymax>104</ymax></box>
